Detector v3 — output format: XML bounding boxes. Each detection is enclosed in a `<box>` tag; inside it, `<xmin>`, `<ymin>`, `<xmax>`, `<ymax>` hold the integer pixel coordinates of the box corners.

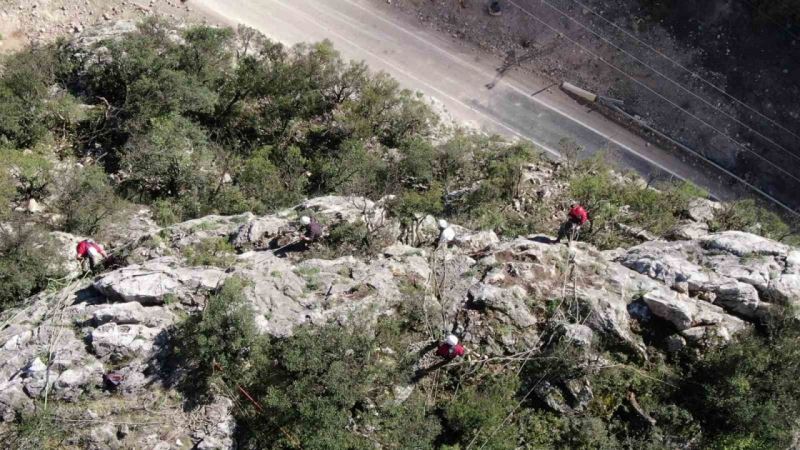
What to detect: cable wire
<box><xmin>505</xmin><ymin>0</ymin><xmax>800</xmax><ymax>215</ymax></box>
<box><xmin>565</xmin><ymin>0</ymin><xmax>800</xmax><ymax>143</ymax></box>
<box><xmin>536</xmin><ymin>0</ymin><xmax>800</xmax><ymax>171</ymax></box>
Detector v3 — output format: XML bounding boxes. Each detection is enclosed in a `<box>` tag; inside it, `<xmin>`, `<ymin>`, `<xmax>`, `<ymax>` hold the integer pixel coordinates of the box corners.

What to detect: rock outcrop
<box><xmin>1</xmin><ymin>195</ymin><xmax>796</xmax><ymax>448</ymax></box>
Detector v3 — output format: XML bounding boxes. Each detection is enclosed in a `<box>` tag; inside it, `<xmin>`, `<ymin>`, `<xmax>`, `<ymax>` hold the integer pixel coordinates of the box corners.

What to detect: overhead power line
<box><xmin>505</xmin><ymin>0</ymin><xmax>800</xmax><ymax>217</ymax></box>
<box><xmin>566</xmin><ymin>0</ymin><xmax>800</xmax><ymax>144</ymax></box>
<box><xmin>537</xmin><ymin>0</ymin><xmax>800</xmax><ymax>170</ymax></box>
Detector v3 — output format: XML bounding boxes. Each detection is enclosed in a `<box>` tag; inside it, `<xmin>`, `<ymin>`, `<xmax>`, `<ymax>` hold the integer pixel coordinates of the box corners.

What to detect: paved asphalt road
<box><xmin>194</xmin><ymin>0</ymin><xmax>742</xmax><ymax>201</ymax></box>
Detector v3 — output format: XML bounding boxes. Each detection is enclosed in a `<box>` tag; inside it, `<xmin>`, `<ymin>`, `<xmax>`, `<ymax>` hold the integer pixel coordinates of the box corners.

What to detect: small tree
<box><xmin>171</xmin><ymin>277</ymin><xmax>269</xmax><ymax>404</ymax></box>
<box><xmin>0</xmin><ymin>224</ymin><xmax>63</xmax><ymax>313</ymax></box>
<box><xmin>389</xmin><ymin>184</ymin><xmax>444</xmax><ymax>246</ymax></box>
<box><xmin>238</xmin><ymin>145</ymin><xmax>307</xmax><ymax>212</ymax></box>
<box><xmin>56</xmin><ymin>165</ymin><xmax>124</xmax><ymax>235</ymax></box>
<box><xmin>0</xmin><ymin>150</ymin><xmax>53</xmax><ymax>202</ymax></box>
<box><xmin>120</xmin><ymin>115</ymin><xmax>217</xmax><ymax>201</ymax></box>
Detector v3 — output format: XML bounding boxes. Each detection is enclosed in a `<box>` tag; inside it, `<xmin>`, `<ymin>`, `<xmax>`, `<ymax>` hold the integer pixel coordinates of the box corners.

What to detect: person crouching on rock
<box><xmin>436</xmin><ymin>334</ymin><xmax>466</xmax><ymax>360</ymax></box>
<box><xmin>555</xmin><ymin>203</ymin><xmax>590</xmax><ymax>244</ymax></box>
<box><xmin>76</xmin><ymin>239</ymin><xmax>107</xmax><ymax>272</ymax></box>
<box><xmin>299</xmin><ymin>215</ymin><xmax>323</xmax><ymax>249</ymax></box>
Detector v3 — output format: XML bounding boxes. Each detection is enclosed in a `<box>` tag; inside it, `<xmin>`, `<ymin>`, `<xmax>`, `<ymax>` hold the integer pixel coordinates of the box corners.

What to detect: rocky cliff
<box><xmin>1</xmin><ymin>193</ymin><xmax>796</xmax><ymax>448</ymax></box>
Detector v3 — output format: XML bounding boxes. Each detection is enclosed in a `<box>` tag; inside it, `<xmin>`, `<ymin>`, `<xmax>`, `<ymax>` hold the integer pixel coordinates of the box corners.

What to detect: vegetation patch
<box><xmin>183</xmin><ymin>237</ymin><xmax>236</xmax><ymax>268</ymax></box>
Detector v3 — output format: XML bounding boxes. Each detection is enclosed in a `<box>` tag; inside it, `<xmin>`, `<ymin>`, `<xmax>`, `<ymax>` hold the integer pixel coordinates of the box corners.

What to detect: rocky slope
<box><xmin>1</xmin><ymin>192</ymin><xmax>797</xmax><ymax>448</ymax></box>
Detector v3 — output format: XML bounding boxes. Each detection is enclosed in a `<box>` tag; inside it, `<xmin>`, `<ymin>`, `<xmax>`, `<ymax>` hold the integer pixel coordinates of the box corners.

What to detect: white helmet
<box><xmin>300</xmin><ymin>216</ymin><xmax>311</xmax><ymax>225</ymax></box>
<box><xmin>438</xmin><ymin>219</ymin><xmax>449</xmax><ymax>229</ymax></box>
<box><xmin>445</xmin><ymin>334</ymin><xmax>459</xmax><ymax>346</ymax></box>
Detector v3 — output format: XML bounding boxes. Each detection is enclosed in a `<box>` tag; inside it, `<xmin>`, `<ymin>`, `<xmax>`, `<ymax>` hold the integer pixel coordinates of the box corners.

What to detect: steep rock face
<box><xmin>619</xmin><ymin>231</ymin><xmax>800</xmax><ymax>321</ymax></box>
<box><xmin>1</xmin><ymin>195</ymin><xmax>796</xmax><ymax>448</ymax></box>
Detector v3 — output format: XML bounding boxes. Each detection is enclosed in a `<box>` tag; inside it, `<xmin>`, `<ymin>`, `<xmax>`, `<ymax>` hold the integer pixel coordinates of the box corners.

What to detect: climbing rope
<box><xmin>465</xmin><ymin>240</ymin><xmax>594</xmax><ymax>450</ymax></box>
<box><xmin>42</xmin><ymin>272</ymin><xmax>92</xmax><ymax>411</ymax></box>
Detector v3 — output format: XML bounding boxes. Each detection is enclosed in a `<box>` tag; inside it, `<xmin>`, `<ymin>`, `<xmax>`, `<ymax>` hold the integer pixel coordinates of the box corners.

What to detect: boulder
<box><xmin>453</xmin><ymin>230</ymin><xmax>500</xmax><ymax>252</ymax></box>
<box><xmin>103</xmin><ymin>207</ymin><xmax>160</xmax><ymax>248</ymax></box>
<box><xmin>701</xmin><ymin>231</ymin><xmax>789</xmax><ymax>257</ymax></box>
<box><xmin>669</xmin><ymin>221</ymin><xmax>709</xmax><ymax>240</ymax></box>
<box><xmin>785</xmin><ymin>250</ymin><xmax>800</xmax><ymax>274</ymax></box>
<box><xmin>558</xmin><ymin>323</ymin><xmax>594</xmax><ymax>347</ymax></box>
<box><xmin>90</xmin><ymin>323</ymin><xmax>161</xmax><ymax>359</ymax></box>
<box><xmin>642</xmin><ymin>288</ymin><xmax>746</xmax><ymax>337</ymax></box>
<box><xmin>92</xmin><ymin>302</ymin><xmax>176</xmax><ymax>328</ymax></box>
<box><xmin>165</xmin><ymin>213</ymin><xmax>255</xmax><ymax>249</ymax></box>
<box><xmin>0</xmin><ymin>384</ymin><xmax>32</xmax><ymax>422</ymax></box>
<box><xmin>664</xmin><ymin>334</ymin><xmax>687</xmax><ymax>352</ymax></box>
<box><xmin>296</xmin><ymin>195</ymin><xmax>385</xmax><ymax>224</ymax></box>
<box><xmin>468</xmin><ymin>284</ymin><xmax>536</xmax><ymax>328</ymax></box>
<box><xmin>231</xmin><ymin>216</ymin><xmax>290</xmax><ymax>249</ymax></box>
<box><xmin>713</xmin><ymin>281</ymin><xmax>770</xmax><ymax>319</ymax></box>
<box><xmin>93</xmin><ymin>257</ymin><xmax>226</xmax><ymax>305</ymax></box>
<box><xmin>765</xmin><ymin>274</ymin><xmax>800</xmax><ymax>307</ymax></box>
<box><xmin>685</xmin><ymin>198</ymin><xmax>721</xmax><ymax>223</ymax></box>
<box><xmin>49</xmin><ymin>231</ymin><xmax>87</xmax><ymax>278</ymax></box>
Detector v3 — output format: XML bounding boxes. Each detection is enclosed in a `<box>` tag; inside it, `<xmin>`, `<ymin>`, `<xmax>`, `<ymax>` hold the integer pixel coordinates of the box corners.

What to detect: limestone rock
<box><xmin>90</xmin><ymin>323</ymin><xmax>161</xmax><ymax>359</ymax></box>
<box><xmin>642</xmin><ymin>288</ymin><xmax>746</xmax><ymax>338</ymax></box>
<box><xmin>669</xmin><ymin>221</ymin><xmax>709</xmax><ymax>240</ymax></box>
<box><xmin>49</xmin><ymin>231</ymin><xmax>87</xmax><ymax>278</ymax></box>
<box><xmin>685</xmin><ymin>198</ymin><xmax>721</xmax><ymax>223</ymax></box>
<box><xmin>701</xmin><ymin>231</ymin><xmax>789</xmax><ymax>257</ymax></box>
<box><xmin>297</xmin><ymin>195</ymin><xmax>385</xmax><ymax>224</ymax></box>
<box><xmin>93</xmin><ymin>257</ymin><xmax>226</xmax><ymax>304</ymax></box>
<box><xmin>453</xmin><ymin>230</ymin><xmax>500</xmax><ymax>252</ymax></box>
<box><xmin>231</xmin><ymin>216</ymin><xmax>290</xmax><ymax>249</ymax></box>
<box><xmin>664</xmin><ymin>334</ymin><xmax>687</xmax><ymax>352</ymax></box>
<box><xmin>469</xmin><ymin>283</ymin><xmax>536</xmax><ymax>328</ymax></box>
<box><xmin>558</xmin><ymin>323</ymin><xmax>594</xmax><ymax>347</ymax></box>
<box><xmin>92</xmin><ymin>302</ymin><xmax>176</xmax><ymax>327</ymax></box>
<box><xmin>166</xmin><ymin>213</ymin><xmax>255</xmax><ymax>249</ymax></box>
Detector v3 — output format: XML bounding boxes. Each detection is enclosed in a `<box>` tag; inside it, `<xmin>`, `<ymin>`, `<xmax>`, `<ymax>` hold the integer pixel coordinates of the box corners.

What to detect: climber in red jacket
<box><xmin>436</xmin><ymin>334</ymin><xmax>466</xmax><ymax>360</ymax></box>
<box><xmin>76</xmin><ymin>239</ymin><xmax>107</xmax><ymax>271</ymax></box>
<box><xmin>555</xmin><ymin>203</ymin><xmax>590</xmax><ymax>243</ymax></box>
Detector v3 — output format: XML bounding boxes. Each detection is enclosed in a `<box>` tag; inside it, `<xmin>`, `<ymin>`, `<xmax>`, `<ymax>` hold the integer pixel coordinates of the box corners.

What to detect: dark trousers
<box><xmin>556</xmin><ymin>220</ymin><xmax>581</xmax><ymax>242</ymax></box>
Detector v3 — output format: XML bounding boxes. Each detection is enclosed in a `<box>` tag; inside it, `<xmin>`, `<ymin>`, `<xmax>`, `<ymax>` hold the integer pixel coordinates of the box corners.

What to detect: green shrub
<box><xmin>683</xmin><ymin>316</ymin><xmax>800</xmax><ymax>448</ymax></box>
<box><xmin>56</xmin><ymin>165</ymin><xmax>124</xmax><ymax>235</ymax></box>
<box><xmin>183</xmin><ymin>237</ymin><xmax>236</xmax><ymax>267</ymax></box>
<box><xmin>388</xmin><ymin>183</ymin><xmax>444</xmax><ymax>244</ymax></box>
<box><xmin>0</xmin><ymin>150</ymin><xmax>53</xmax><ymax>202</ymax></box>
<box><xmin>567</xmin><ymin>157</ymin><xmax>705</xmax><ymax>249</ymax></box>
<box><xmin>120</xmin><ymin>115</ymin><xmax>217</xmax><ymax>201</ymax></box>
<box><xmin>443</xmin><ymin>374</ymin><xmax>521</xmax><ymax>450</ymax></box>
<box><xmin>0</xmin><ymin>224</ymin><xmax>64</xmax><ymax>313</ymax></box>
<box><xmin>711</xmin><ymin>198</ymin><xmax>796</xmax><ymax>243</ymax></box>
<box><xmin>238</xmin><ymin>145</ymin><xmax>306</xmax><ymax>212</ymax></box>
<box><xmin>473</xmin><ymin>141</ymin><xmax>539</xmax><ymax>202</ymax></box>
<box><xmin>0</xmin><ymin>46</ymin><xmax>56</xmax><ymax>147</ymax></box>
<box><xmin>4</xmin><ymin>407</ymin><xmax>67</xmax><ymax>449</ymax></box>
<box><xmin>238</xmin><ymin>325</ymin><xmax>401</xmax><ymax>449</ymax></box>
<box><xmin>151</xmin><ymin>199</ymin><xmax>182</xmax><ymax>226</ymax></box>
<box><xmin>171</xmin><ymin>277</ymin><xmax>268</xmax><ymax>403</ymax></box>
<box><xmin>0</xmin><ymin>165</ymin><xmax>15</xmax><ymax>218</ymax></box>
<box><xmin>310</xmin><ymin>220</ymin><xmax>390</xmax><ymax>259</ymax></box>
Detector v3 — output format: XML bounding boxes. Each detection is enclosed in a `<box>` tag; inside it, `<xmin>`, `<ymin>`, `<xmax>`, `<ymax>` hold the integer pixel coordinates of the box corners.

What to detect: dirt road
<box><xmin>193</xmin><ymin>0</ymin><xmax>746</xmax><ymax>201</ymax></box>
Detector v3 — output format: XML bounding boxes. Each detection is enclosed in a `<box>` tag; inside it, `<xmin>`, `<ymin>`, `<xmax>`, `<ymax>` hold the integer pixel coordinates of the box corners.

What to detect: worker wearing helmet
<box><xmin>436</xmin><ymin>334</ymin><xmax>466</xmax><ymax>359</ymax></box>
<box><xmin>76</xmin><ymin>239</ymin><xmax>107</xmax><ymax>272</ymax></box>
<box><xmin>300</xmin><ymin>215</ymin><xmax>323</xmax><ymax>243</ymax></box>
<box><xmin>437</xmin><ymin>218</ymin><xmax>456</xmax><ymax>248</ymax></box>
<box><xmin>555</xmin><ymin>203</ymin><xmax>589</xmax><ymax>243</ymax></box>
